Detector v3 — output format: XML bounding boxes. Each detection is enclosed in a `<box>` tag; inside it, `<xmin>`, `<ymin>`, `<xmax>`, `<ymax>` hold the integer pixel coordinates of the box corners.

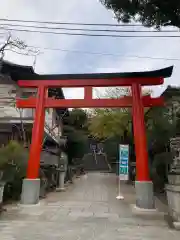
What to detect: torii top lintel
<box><xmin>17</xmin><ymin>66</ymin><xmax>173</xmax><ymax>88</ymax></box>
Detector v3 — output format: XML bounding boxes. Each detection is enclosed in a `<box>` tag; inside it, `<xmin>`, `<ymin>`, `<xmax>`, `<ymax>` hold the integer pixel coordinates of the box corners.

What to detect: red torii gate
<box><xmin>16</xmin><ymin>66</ymin><xmax>173</xmax><ymax>208</ymax></box>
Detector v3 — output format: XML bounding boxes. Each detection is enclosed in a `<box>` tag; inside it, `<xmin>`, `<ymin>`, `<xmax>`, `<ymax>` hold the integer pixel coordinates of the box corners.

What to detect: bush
<box><xmin>151</xmin><ymin>151</ymin><xmax>172</xmax><ymax>193</ymax></box>
<box><xmin>0</xmin><ymin>141</ymin><xmax>28</xmax><ymax>201</ymax></box>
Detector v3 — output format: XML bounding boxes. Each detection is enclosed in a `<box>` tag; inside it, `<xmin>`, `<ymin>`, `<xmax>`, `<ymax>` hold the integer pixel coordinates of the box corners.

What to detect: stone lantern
<box><xmin>166</xmin><ymin>137</ymin><xmax>180</xmax><ymax>224</ymax></box>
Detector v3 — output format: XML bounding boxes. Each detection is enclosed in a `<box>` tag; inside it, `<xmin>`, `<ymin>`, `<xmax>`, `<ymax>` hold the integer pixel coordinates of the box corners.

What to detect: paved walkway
<box><xmin>0</xmin><ymin>173</ymin><xmax>179</xmax><ymax>239</ymax></box>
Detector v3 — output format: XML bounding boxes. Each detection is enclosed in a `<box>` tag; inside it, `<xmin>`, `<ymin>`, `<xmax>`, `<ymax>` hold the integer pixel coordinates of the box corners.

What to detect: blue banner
<box><xmin>119</xmin><ymin>145</ymin><xmax>129</xmax><ymax>180</ymax></box>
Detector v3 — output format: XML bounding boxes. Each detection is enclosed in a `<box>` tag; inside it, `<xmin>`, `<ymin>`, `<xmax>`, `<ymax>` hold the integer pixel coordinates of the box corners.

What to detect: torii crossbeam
<box><xmin>16</xmin><ymin>66</ymin><xmax>173</xmax><ymax>209</ymax></box>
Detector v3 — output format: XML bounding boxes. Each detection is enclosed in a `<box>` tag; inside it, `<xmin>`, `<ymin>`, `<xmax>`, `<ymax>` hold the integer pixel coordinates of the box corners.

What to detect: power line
<box><xmin>4</xmin><ymin>42</ymin><xmax>180</xmax><ymax>61</ymax></box>
<box><xmin>23</xmin><ymin>44</ymin><xmax>180</xmax><ymax>61</ymax></box>
<box><xmin>0</xmin><ymin>18</ymin><xmax>145</xmax><ymax>27</ymax></box>
<box><xmin>0</xmin><ymin>20</ymin><xmax>178</xmax><ymax>61</ymax></box>
<box><xmin>1</xmin><ymin>35</ymin><xmax>179</xmax><ymax>61</ymax></box>
<box><xmin>0</xmin><ymin>23</ymin><xmax>179</xmax><ymax>33</ymax></box>
<box><xmin>0</xmin><ymin>26</ymin><xmax>180</xmax><ymax>38</ymax></box>
<box><xmin>39</xmin><ymin>47</ymin><xmax>180</xmax><ymax>61</ymax></box>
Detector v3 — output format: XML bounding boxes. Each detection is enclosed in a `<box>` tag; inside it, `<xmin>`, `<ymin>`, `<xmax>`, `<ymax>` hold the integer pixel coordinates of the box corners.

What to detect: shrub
<box><xmin>151</xmin><ymin>151</ymin><xmax>172</xmax><ymax>193</ymax></box>
<box><xmin>0</xmin><ymin>141</ymin><xmax>28</xmax><ymax>201</ymax></box>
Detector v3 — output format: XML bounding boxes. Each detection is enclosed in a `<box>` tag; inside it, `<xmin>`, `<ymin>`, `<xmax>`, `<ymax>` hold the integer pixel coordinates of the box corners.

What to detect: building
<box><xmin>0</xmin><ymin>60</ymin><xmax>67</xmax><ymax>155</ymax></box>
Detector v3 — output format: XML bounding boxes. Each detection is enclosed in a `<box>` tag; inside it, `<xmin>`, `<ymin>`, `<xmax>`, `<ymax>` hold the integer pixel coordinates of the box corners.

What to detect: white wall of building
<box><xmin>0</xmin><ymin>77</ymin><xmax>62</xmax><ymax>143</ymax></box>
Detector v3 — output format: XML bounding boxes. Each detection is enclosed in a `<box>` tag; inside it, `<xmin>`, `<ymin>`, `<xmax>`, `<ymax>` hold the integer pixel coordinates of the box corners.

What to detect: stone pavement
<box><xmin>0</xmin><ymin>173</ymin><xmax>179</xmax><ymax>239</ymax></box>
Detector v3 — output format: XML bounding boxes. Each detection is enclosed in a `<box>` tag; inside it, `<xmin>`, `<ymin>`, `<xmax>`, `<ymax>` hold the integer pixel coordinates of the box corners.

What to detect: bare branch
<box><xmin>0</xmin><ymin>33</ymin><xmax>39</xmax><ymax>60</ymax></box>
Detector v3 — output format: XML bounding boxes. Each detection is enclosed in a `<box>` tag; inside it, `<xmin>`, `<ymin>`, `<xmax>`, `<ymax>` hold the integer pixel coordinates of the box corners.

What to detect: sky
<box><xmin>0</xmin><ymin>0</ymin><xmax>180</xmax><ymax>99</ymax></box>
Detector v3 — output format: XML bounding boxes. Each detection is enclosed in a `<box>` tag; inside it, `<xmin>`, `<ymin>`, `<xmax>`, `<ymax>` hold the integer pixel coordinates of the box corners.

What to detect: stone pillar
<box><xmin>56</xmin><ymin>151</ymin><xmax>68</xmax><ymax>192</ymax></box>
<box><xmin>166</xmin><ymin>137</ymin><xmax>180</xmax><ymax>223</ymax></box>
<box><xmin>57</xmin><ymin>171</ymin><xmax>65</xmax><ymax>191</ymax></box>
<box><xmin>0</xmin><ymin>183</ymin><xmax>4</xmax><ymax>205</ymax></box>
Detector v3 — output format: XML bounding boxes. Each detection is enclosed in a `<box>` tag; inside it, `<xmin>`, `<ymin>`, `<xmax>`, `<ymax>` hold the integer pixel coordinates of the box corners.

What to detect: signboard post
<box><xmin>116</xmin><ymin>144</ymin><xmax>129</xmax><ymax>200</ymax></box>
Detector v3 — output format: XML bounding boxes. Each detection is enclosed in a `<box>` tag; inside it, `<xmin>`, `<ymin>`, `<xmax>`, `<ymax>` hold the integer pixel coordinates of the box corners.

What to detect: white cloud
<box><xmin>0</xmin><ymin>0</ymin><xmax>116</xmax><ymax>99</ymax></box>
<box><xmin>63</xmin><ymin>88</ymin><xmax>84</xmax><ymax>99</ymax></box>
<box><xmin>0</xmin><ymin>0</ymin><xmax>86</xmax><ymax>72</ymax></box>
<box><xmin>94</xmin><ymin>35</ymin><xmax>180</xmax><ymax>97</ymax></box>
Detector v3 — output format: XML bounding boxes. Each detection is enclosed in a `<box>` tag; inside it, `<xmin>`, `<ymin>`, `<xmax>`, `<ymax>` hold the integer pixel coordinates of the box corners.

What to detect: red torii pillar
<box><xmin>16</xmin><ymin>75</ymin><xmax>165</xmax><ymax>208</ymax></box>
<box><xmin>132</xmin><ymin>83</ymin><xmax>154</xmax><ymax>209</ymax></box>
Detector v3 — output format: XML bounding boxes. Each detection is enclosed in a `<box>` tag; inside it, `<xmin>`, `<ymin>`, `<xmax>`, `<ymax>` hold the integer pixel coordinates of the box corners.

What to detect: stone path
<box><xmin>0</xmin><ymin>173</ymin><xmax>179</xmax><ymax>239</ymax></box>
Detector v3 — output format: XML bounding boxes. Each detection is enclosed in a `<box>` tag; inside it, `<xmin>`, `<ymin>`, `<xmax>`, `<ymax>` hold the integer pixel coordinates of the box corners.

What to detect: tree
<box><xmin>0</xmin><ymin>35</ymin><xmax>26</xmax><ymax>59</ymax></box>
<box><xmin>100</xmin><ymin>0</ymin><xmax>180</xmax><ymax>28</ymax></box>
<box><xmin>146</xmin><ymin>107</ymin><xmax>176</xmax><ymax>152</ymax></box>
<box><xmin>0</xmin><ymin>34</ymin><xmax>39</xmax><ymax>60</ymax></box>
<box><xmin>65</xmin><ymin>108</ymin><xmax>88</xmax><ymax>130</ymax></box>
<box><xmin>63</xmin><ymin>125</ymin><xmax>88</xmax><ymax>161</ymax></box>
<box><xmin>88</xmin><ymin>87</ymin><xmax>151</xmax><ymax>140</ymax></box>
<box><xmin>145</xmin><ymin>86</ymin><xmax>180</xmax><ymax>154</ymax></box>
<box><xmin>89</xmin><ymin>108</ymin><xmax>131</xmax><ymax>140</ymax></box>
<box><xmin>145</xmin><ymin>95</ymin><xmax>178</xmax><ymax>192</ymax></box>
<box><xmin>63</xmin><ymin>109</ymin><xmax>89</xmax><ymax>163</ymax></box>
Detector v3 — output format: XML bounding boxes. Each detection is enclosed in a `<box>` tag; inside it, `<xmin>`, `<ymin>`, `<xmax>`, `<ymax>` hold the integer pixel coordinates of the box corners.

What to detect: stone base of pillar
<box><xmin>21</xmin><ymin>178</ymin><xmax>40</xmax><ymax>205</ymax></box>
<box><xmin>166</xmin><ymin>183</ymin><xmax>180</xmax><ymax>223</ymax></box>
<box><xmin>135</xmin><ymin>181</ymin><xmax>155</xmax><ymax>209</ymax></box>
<box><xmin>56</xmin><ymin>187</ymin><xmax>66</xmax><ymax>192</ymax></box>
<box><xmin>173</xmin><ymin>222</ymin><xmax>180</xmax><ymax>230</ymax></box>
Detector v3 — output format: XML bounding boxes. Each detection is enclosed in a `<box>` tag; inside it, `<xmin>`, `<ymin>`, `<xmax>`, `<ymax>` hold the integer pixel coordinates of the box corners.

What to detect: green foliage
<box><xmin>65</xmin><ymin>129</ymin><xmax>88</xmax><ymax>162</ymax></box>
<box><xmin>0</xmin><ymin>141</ymin><xmax>29</xmax><ymax>201</ymax></box>
<box><xmin>88</xmin><ymin>87</ymin><xmax>133</xmax><ymax>140</ymax></box>
<box><xmin>151</xmin><ymin>151</ymin><xmax>172</xmax><ymax>192</ymax></box>
<box><xmin>64</xmin><ymin>125</ymin><xmax>87</xmax><ymax>142</ymax></box>
<box><xmin>0</xmin><ymin>141</ymin><xmax>28</xmax><ymax>183</ymax></box>
<box><xmin>146</xmin><ymin>107</ymin><xmax>176</xmax><ymax>151</ymax></box>
<box><xmin>100</xmin><ymin>0</ymin><xmax>180</xmax><ymax>28</ymax></box>
<box><xmin>103</xmin><ymin>136</ymin><xmax>120</xmax><ymax>161</ymax></box>
<box><xmin>89</xmin><ymin>108</ymin><xmax>131</xmax><ymax>139</ymax></box>
<box><xmin>63</xmin><ymin>110</ymin><xmax>89</xmax><ymax>163</ymax></box>
<box><xmin>88</xmin><ymin>87</ymin><xmax>151</xmax><ymax>140</ymax></box>
<box><xmin>152</xmin><ymin>152</ymin><xmax>172</xmax><ymax>172</ymax></box>
<box><xmin>65</xmin><ymin>109</ymin><xmax>88</xmax><ymax>130</ymax></box>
